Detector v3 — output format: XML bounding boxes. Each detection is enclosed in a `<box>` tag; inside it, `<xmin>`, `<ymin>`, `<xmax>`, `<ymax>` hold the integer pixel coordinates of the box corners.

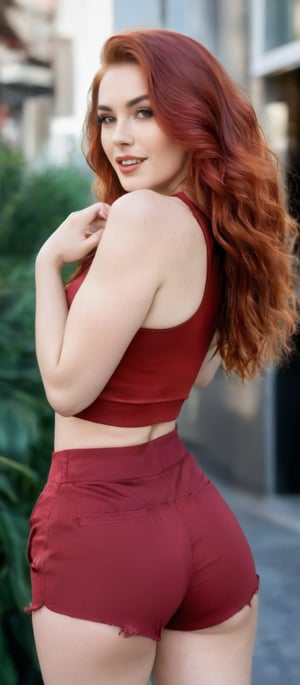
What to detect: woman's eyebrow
<box><xmin>97</xmin><ymin>94</ymin><xmax>149</xmax><ymax>112</ymax></box>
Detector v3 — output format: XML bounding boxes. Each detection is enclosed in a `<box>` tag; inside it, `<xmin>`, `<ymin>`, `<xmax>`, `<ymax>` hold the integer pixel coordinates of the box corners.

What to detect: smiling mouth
<box><xmin>116</xmin><ymin>157</ymin><xmax>146</xmax><ymax>167</ymax></box>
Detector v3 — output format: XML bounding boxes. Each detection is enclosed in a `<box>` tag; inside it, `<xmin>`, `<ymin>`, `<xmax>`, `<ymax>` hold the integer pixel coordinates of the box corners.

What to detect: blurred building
<box><xmin>180</xmin><ymin>0</ymin><xmax>300</xmax><ymax>495</ymax></box>
<box><xmin>1</xmin><ymin>0</ymin><xmax>299</xmax><ymax>493</ymax></box>
<box><xmin>249</xmin><ymin>0</ymin><xmax>300</xmax><ymax>493</ymax></box>
<box><xmin>1</xmin><ymin>0</ymin><xmax>249</xmax><ymax>162</ymax></box>
<box><xmin>0</xmin><ymin>0</ymin><xmax>55</xmax><ymax>159</ymax></box>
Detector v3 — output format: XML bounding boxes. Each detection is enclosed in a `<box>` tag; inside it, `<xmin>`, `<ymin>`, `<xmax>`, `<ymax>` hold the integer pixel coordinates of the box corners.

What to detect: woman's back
<box><xmin>54</xmin><ymin>190</ymin><xmax>218</xmax><ymax>449</ymax></box>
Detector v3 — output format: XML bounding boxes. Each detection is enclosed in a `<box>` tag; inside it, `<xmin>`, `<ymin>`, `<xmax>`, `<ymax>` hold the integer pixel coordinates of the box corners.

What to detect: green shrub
<box><xmin>0</xmin><ymin>147</ymin><xmax>94</xmax><ymax>684</ymax></box>
<box><xmin>0</xmin><ymin>162</ymin><xmax>93</xmax><ymax>257</ymax></box>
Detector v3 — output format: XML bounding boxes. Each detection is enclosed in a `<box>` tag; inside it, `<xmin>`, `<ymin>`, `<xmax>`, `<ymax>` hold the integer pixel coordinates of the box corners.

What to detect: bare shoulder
<box><xmin>112</xmin><ymin>188</ymin><xmax>172</xmax><ymax>215</ymax></box>
<box><xmin>110</xmin><ymin>189</ymin><xmax>193</xmax><ymax>238</ymax></box>
<box><xmin>93</xmin><ymin>190</ymin><xmax>181</xmax><ymax>269</ymax></box>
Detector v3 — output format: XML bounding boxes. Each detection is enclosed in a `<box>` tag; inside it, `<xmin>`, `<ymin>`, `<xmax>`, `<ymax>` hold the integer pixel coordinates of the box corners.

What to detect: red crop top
<box><xmin>65</xmin><ymin>193</ymin><xmax>220</xmax><ymax>426</ymax></box>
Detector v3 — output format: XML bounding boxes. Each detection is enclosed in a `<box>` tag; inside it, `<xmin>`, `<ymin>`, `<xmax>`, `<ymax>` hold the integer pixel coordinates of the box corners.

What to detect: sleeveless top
<box><xmin>65</xmin><ymin>193</ymin><xmax>220</xmax><ymax>426</ymax></box>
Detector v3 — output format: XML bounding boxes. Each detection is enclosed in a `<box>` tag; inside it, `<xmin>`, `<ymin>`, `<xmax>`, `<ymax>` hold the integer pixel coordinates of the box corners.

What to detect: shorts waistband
<box><xmin>48</xmin><ymin>427</ymin><xmax>188</xmax><ymax>483</ymax></box>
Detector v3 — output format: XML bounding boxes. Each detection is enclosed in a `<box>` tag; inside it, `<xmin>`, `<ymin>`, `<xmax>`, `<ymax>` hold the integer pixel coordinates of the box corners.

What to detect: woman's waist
<box><xmin>48</xmin><ymin>423</ymin><xmax>192</xmax><ymax>485</ymax></box>
<box><xmin>54</xmin><ymin>413</ymin><xmax>176</xmax><ymax>451</ymax></box>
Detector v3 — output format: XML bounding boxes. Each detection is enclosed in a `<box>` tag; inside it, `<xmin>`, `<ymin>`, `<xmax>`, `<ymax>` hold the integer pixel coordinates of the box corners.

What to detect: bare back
<box><xmin>54</xmin><ymin>191</ymin><xmax>208</xmax><ymax>449</ymax></box>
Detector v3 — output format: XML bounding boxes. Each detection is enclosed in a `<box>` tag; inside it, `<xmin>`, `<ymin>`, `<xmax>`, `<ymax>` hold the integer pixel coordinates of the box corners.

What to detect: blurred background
<box><xmin>0</xmin><ymin>1</ymin><xmax>299</xmax><ymax>683</ymax></box>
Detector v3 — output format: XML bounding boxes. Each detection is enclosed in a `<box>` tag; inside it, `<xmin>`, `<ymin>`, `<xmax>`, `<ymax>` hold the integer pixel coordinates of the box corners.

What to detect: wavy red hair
<box><xmin>83</xmin><ymin>29</ymin><xmax>299</xmax><ymax>379</ymax></box>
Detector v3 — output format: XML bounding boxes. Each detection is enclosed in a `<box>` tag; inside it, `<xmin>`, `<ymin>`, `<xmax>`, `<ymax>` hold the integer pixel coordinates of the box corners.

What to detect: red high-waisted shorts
<box><xmin>26</xmin><ymin>428</ymin><xmax>259</xmax><ymax>640</ymax></box>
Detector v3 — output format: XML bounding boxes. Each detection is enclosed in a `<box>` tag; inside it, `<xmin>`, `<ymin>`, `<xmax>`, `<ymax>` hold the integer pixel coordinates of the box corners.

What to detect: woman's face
<box><xmin>97</xmin><ymin>62</ymin><xmax>188</xmax><ymax>195</ymax></box>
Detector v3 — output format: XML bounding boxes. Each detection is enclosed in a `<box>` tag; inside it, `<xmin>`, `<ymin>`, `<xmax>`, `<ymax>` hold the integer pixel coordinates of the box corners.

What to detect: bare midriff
<box><xmin>54</xmin><ymin>413</ymin><xmax>176</xmax><ymax>450</ymax></box>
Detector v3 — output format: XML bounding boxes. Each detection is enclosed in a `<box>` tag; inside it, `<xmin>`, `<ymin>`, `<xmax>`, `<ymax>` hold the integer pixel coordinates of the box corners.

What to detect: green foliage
<box><xmin>0</xmin><ymin>146</ymin><xmax>93</xmax><ymax>684</ymax></box>
<box><xmin>0</xmin><ymin>146</ymin><xmax>25</xmax><ymax>219</ymax></box>
<box><xmin>0</xmin><ymin>456</ymin><xmax>41</xmax><ymax>685</ymax></box>
<box><xmin>0</xmin><ymin>160</ymin><xmax>93</xmax><ymax>257</ymax></box>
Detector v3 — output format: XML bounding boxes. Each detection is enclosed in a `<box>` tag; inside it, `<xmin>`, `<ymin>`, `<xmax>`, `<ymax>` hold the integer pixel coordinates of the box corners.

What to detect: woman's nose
<box><xmin>112</xmin><ymin>120</ymin><xmax>134</xmax><ymax>146</ymax></box>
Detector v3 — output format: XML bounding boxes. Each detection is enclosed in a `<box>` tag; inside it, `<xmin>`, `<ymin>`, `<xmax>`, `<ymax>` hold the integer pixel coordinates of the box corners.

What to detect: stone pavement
<box><xmin>219</xmin><ymin>481</ymin><xmax>300</xmax><ymax>685</ymax></box>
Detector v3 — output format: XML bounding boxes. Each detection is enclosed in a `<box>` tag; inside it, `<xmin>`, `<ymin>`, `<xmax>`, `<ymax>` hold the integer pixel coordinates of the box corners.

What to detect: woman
<box><xmin>26</xmin><ymin>29</ymin><xmax>298</xmax><ymax>685</ymax></box>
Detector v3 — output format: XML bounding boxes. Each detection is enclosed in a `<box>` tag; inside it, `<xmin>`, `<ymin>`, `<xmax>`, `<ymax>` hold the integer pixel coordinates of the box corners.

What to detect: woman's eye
<box><xmin>96</xmin><ymin>114</ymin><xmax>115</xmax><ymax>125</ymax></box>
<box><xmin>136</xmin><ymin>108</ymin><xmax>153</xmax><ymax>119</ymax></box>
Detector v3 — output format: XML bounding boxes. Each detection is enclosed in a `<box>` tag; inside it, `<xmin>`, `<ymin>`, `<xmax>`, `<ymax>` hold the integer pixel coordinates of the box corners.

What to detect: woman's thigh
<box><xmin>152</xmin><ymin>592</ymin><xmax>258</xmax><ymax>685</ymax></box>
<box><xmin>32</xmin><ymin>607</ymin><xmax>156</xmax><ymax>685</ymax></box>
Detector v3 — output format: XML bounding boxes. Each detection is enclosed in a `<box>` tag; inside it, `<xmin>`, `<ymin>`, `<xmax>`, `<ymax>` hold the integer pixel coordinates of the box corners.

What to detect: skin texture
<box><xmin>32</xmin><ymin>62</ymin><xmax>257</xmax><ymax>684</ymax></box>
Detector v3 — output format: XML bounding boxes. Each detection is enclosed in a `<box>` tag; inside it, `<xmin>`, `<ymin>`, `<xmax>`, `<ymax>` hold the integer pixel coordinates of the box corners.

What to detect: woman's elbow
<box><xmin>43</xmin><ymin>373</ymin><xmax>101</xmax><ymax>416</ymax></box>
<box><xmin>44</xmin><ymin>386</ymin><xmax>80</xmax><ymax>417</ymax></box>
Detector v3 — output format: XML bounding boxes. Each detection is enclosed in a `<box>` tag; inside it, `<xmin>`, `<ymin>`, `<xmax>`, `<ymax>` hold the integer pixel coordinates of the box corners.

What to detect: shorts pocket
<box><xmin>27</xmin><ymin>481</ymin><xmax>62</xmax><ymax>566</ymax></box>
<box><xmin>78</xmin><ymin>507</ymin><xmax>155</xmax><ymax>527</ymax></box>
<box><xmin>27</xmin><ymin>527</ymin><xmax>35</xmax><ymax>565</ymax></box>
<box><xmin>29</xmin><ymin>491</ymin><xmax>45</xmax><ymax>525</ymax></box>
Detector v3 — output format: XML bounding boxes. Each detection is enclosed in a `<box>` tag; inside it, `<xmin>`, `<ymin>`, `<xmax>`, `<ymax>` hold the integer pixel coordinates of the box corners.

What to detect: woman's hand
<box><xmin>37</xmin><ymin>202</ymin><xmax>110</xmax><ymax>267</ymax></box>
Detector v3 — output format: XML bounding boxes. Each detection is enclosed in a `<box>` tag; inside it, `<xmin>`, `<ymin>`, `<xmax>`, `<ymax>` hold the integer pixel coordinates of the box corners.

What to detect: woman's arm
<box><xmin>35</xmin><ymin>191</ymin><xmax>166</xmax><ymax>416</ymax></box>
<box><xmin>193</xmin><ymin>334</ymin><xmax>221</xmax><ymax>387</ymax></box>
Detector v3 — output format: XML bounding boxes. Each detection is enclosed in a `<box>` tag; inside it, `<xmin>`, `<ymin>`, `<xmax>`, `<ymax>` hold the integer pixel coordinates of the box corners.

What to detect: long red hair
<box><xmin>83</xmin><ymin>29</ymin><xmax>299</xmax><ymax>379</ymax></box>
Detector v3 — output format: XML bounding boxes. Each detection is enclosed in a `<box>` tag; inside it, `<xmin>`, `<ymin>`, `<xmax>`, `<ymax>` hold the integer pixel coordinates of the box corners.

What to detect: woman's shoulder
<box><xmin>110</xmin><ymin>189</ymin><xmax>195</xmax><ymax>237</ymax></box>
<box><xmin>112</xmin><ymin>189</ymin><xmax>170</xmax><ymax>212</ymax></box>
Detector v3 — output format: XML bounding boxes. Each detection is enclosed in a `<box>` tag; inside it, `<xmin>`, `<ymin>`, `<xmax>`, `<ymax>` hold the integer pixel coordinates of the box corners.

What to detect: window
<box><xmin>265</xmin><ymin>0</ymin><xmax>300</xmax><ymax>50</ymax></box>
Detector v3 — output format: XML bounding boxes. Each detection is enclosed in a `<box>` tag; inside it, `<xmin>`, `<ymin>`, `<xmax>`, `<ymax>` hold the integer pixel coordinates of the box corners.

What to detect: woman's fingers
<box><xmin>36</xmin><ymin>202</ymin><xmax>111</xmax><ymax>266</ymax></box>
<box><xmin>84</xmin><ymin>203</ymin><xmax>110</xmax><ymax>238</ymax></box>
<box><xmin>98</xmin><ymin>203</ymin><xmax>110</xmax><ymax>219</ymax></box>
<box><xmin>75</xmin><ymin>202</ymin><xmax>110</xmax><ymax>224</ymax></box>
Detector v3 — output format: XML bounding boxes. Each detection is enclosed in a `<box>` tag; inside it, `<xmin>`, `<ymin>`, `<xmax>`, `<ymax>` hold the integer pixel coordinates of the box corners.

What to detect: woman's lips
<box><xmin>115</xmin><ymin>156</ymin><xmax>146</xmax><ymax>173</ymax></box>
